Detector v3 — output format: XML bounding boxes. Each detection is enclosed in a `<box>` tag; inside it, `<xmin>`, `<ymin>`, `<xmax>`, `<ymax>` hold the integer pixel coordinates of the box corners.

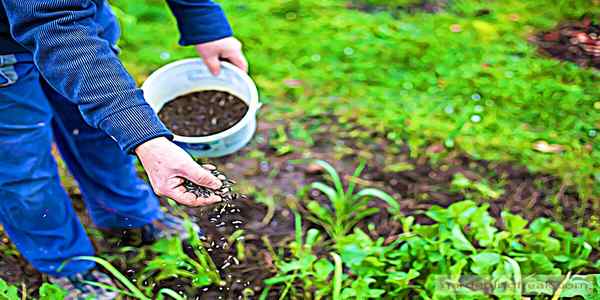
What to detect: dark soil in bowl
<box><xmin>158</xmin><ymin>90</ymin><xmax>249</xmax><ymax>137</ymax></box>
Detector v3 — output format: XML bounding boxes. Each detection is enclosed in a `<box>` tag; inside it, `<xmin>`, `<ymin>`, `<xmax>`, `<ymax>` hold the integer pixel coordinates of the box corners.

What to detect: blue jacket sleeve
<box><xmin>166</xmin><ymin>0</ymin><xmax>233</xmax><ymax>45</ymax></box>
<box><xmin>1</xmin><ymin>0</ymin><xmax>172</xmax><ymax>153</ymax></box>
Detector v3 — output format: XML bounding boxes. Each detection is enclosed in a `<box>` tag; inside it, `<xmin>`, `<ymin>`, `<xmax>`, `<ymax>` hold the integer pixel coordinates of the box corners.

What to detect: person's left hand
<box><xmin>196</xmin><ymin>37</ymin><xmax>248</xmax><ymax>76</ymax></box>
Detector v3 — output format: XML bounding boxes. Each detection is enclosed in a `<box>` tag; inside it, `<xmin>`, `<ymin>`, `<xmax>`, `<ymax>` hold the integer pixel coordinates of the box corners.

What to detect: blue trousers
<box><xmin>0</xmin><ymin>53</ymin><xmax>162</xmax><ymax>276</ymax></box>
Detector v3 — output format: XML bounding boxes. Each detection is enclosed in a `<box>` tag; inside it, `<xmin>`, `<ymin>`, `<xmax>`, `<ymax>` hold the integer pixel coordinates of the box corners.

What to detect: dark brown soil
<box><xmin>158</xmin><ymin>90</ymin><xmax>249</xmax><ymax>137</ymax></box>
<box><xmin>0</xmin><ymin>115</ymin><xmax>597</xmax><ymax>299</ymax></box>
<box><xmin>531</xmin><ymin>17</ymin><xmax>600</xmax><ymax>69</ymax></box>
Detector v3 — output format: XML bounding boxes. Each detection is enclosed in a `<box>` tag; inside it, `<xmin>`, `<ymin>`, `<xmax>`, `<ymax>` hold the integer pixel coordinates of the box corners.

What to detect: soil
<box><xmin>0</xmin><ymin>115</ymin><xmax>597</xmax><ymax>299</ymax></box>
<box><xmin>531</xmin><ymin>17</ymin><xmax>600</xmax><ymax>69</ymax></box>
<box><xmin>158</xmin><ymin>90</ymin><xmax>249</xmax><ymax>137</ymax></box>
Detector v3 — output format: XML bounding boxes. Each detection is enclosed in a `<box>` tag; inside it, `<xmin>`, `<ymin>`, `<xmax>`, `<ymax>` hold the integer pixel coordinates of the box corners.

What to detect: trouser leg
<box><xmin>0</xmin><ymin>54</ymin><xmax>94</xmax><ymax>276</ymax></box>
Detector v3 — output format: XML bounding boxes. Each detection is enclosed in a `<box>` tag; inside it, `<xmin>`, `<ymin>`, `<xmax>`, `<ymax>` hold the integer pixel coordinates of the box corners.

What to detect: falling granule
<box><xmin>182</xmin><ymin>163</ymin><xmax>251</xmax><ymax>298</ymax></box>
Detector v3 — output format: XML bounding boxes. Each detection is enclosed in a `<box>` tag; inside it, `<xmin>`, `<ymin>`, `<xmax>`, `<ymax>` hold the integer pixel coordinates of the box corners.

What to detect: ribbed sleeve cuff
<box><xmin>168</xmin><ymin>3</ymin><xmax>233</xmax><ymax>45</ymax></box>
<box><xmin>99</xmin><ymin>104</ymin><xmax>174</xmax><ymax>153</ymax></box>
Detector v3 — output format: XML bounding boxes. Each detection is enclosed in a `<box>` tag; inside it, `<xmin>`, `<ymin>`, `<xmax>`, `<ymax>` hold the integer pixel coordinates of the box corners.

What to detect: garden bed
<box><xmin>3</xmin><ymin>116</ymin><xmax>596</xmax><ymax>299</ymax></box>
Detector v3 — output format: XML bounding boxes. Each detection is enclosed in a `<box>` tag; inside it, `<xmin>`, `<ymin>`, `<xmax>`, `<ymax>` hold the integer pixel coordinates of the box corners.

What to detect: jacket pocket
<box><xmin>0</xmin><ymin>54</ymin><xmax>18</xmax><ymax>87</ymax></box>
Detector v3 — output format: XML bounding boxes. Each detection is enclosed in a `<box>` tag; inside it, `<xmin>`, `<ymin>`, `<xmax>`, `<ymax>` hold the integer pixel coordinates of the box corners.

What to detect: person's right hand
<box><xmin>135</xmin><ymin>137</ymin><xmax>222</xmax><ymax>206</ymax></box>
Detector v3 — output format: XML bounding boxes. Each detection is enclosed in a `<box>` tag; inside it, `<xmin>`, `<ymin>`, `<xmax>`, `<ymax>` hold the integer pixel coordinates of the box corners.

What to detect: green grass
<box><xmin>111</xmin><ymin>0</ymin><xmax>600</xmax><ymax>202</ymax></box>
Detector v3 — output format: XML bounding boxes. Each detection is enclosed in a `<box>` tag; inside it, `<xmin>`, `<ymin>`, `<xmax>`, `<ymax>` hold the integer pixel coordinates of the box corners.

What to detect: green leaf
<box><xmin>264</xmin><ymin>274</ymin><xmax>296</xmax><ymax>286</ymax></box>
<box><xmin>426</xmin><ymin>205</ymin><xmax>448</xmax><ymax>223</ymax></box>
<box><xmin>354</xmin><ymin>188</ymin><xmax>400</xmax><ymax>215</ymax></box>
<box><xmin>309</xmin><ymin>182</ymin><xmax>339</xmax><ymax>204</ymax></box>
<box><xmin>502</xmin><ymin>212</ymin><xmax>528</xmax><ymax>235</ymax></box>
<box><xmin>470</xmin><ymin>253</ymin><xmax>501</xmax><ymax>275</ymax></box>
<box><xmin>473</xmin><ymin>182</ymin><xmax>504</xmax><ymax>199</ymax></box>
<box><xmin>151</xmin><ymin>237</ymin><xmax>184</xmax><ymax>256</ymax></box>
<box><xmin>341</xmin><ymin>244</ymin><xmax>369</xmax><ymax>267</ymax></box>
<box><xmin>450</xmin><ymin>225</ymin><xmax>476</xmax><ymax>252</ymax></box>
<box><xmin>39</xmin><ymin>283</ymin><xmax>68</xmax><ymax>300</ymax></box>
<box><xmin>345</xmin><ymin>277</ymin><xmax>385</xmax><ymax>299</ymax></box>
<box><xmin>279</xmin><ymin>259</ymin><xmax>304</xmax><ymax>273</ymax></box>
<box><xmin>449</xmin><ymin>259</ymin><xmax>467</xmax><ymax>282</ymax></box>
<box><xmin>312</xmin><ymin>160</ymin><xmax>344</xmax><ymax>196</ymax></box>
<box><xmin>305</xmin><ymin>228</ymin><xmax>321</xmax><ymax>249</ymax></box>
<box><xmin>0</xmin><ymin>279</ymin><xmax>19</xmax><ymax>300</ymax></box>
<box><xmin>448</xmin><ymin>200</ymin><xmax>478</xmax><ymax>220</ymax></box>
<box><xmin>528</xmin><ymin>253</ymin><xmax>559</xmax><ymax>274</ymax></box>
<box><xmin>330</xmin><ymin>252</ymin><xmax>343</xmax><ymax>300</ymax></box>
<box><xmin>451</xmin><ymin>173</ymin><xmax>472</xmax><ymax>189</ymax></box>
<box><xmin>157</xmin><ymin>288</ymin><xmax>186</xmax><ymax>300</ymax></box>
<box><xmin>68</xmin><ymin>256</ymin><xmax>149</xmax><ymax>300</ymax></box>
<box><xmin>471</xmin><ymin>206</ymin><xmax>497</xmax><ymax>247</ymax></box>
<box><xmin>314</xmin><ymin>258</ymin><xmax>334</xmax><ymax>281</ymax></box>
<box><xmin>192</xmin><ymin>274</ymin><xmax>212</xmax><ymax>287</ymax></box>
<box><xmin>385</xmin><ymin>269</ymin><xmax>420</xmax><ymax>287</ymax></box>
<box><xmin>307</xmin><ymin>201</ymin><xmax>333</xmax><ymax>225</ymax></box>
<box><xmin>346</xmin><ymin>160</ymin><xmax>366</xmax><ymax>199</ymax></box>
<box><xmin>529</xmin><ymin>218</ymin><xmax>553</xmax><ymax>234</ymax></box>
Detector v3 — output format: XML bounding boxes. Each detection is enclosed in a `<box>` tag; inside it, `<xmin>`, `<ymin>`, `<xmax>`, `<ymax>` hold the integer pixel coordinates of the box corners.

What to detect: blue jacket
<box><xmin>0</xmin><ymin>0</ymin><xmax>233</xmax><ymax>152</ymax></box>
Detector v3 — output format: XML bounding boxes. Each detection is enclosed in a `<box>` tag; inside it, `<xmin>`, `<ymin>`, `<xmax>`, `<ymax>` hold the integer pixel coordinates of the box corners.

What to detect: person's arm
<box><xmin>1</xmin><ymin>0</ymin><xmax>221</xmax><ymax>206</ymax></box>
<box><xmin>166</xmin><ymin>0</ymin><xmax>248</xmax><ymax>75</ymax></box>
<box><xmin>2</xmin><ymin>0</ymin><xmax>164</xmax><ymax>152</ymax></box>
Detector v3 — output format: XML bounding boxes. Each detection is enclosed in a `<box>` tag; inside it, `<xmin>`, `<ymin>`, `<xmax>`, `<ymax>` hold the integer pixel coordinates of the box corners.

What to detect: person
<box><xmin>0</xmin><ymin>0</ymin><xmax>248</xmax><ymax>298</ymax></box>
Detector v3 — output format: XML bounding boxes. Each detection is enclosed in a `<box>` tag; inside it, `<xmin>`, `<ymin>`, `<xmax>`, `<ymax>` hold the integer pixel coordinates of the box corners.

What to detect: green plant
<box><xmin>0</xmin><ymin>279</ymin><xmax>18</xmax><ymax>300</ymax></box>
<box><xmin>451</xmin><ymin>173</ymin><xmax>505</xmax><ymax>200</ymax></box>
<box><xmin>266</xmin><ymin>200</ymin><xmax>600</xmax><ymax>299</ymax></box>
<box><xmin>264</xmin><ymin>213</ymin><xmax>343</xmax><ymax>300</ymax></box>
<box><xmin>65</xmin><ymin>256</ymin><xmax>186</xmax><ymax>300</ymax></box>
<box><xmin>300</xmin><ymin>160</ymin><xmax>400</xmax><ymax>242</ymax></box>
<box><xmin>269</xmin><ymin>125</ymin><xmax>294</xmax><ymax>156</ymax></box>
<box><xmin>38</xmin><ymin>283</ymin><xmax>68</xmax><ymax>300</ymax></box>
<box><xmin>141</xmin><ymin>221</ymin><xmax>224</xmax><ymax>289</ymax></box>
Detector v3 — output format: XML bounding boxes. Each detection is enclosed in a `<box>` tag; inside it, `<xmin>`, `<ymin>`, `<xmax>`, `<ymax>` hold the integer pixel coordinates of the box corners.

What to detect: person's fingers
<box><xmin>193</xmin><ymin>194</ymin><xmax>222</xmax><ymax>206</ymax></box>
<box><xmin>203</xmin><ymin>54</ymin><xmax>221</xmax><ymax>76</ymax></box>
<box><xmin>164</xmin><ymin>185</ymin><xmax>222</xmax><ymax>206</ymax></box>
<box><xmin>181</xmin><ymin>164</ymin><xmax>222</xmax><ymax>189</ymax></box>
<box><xmin>164</xmin><ymin>187</ymin><xmax>199</xmax><ymax>206</ymax></box>
<box><xmin>225</xmin><ymin>51</ymin><xmax>248</xmax><ymax>73</ymax></box>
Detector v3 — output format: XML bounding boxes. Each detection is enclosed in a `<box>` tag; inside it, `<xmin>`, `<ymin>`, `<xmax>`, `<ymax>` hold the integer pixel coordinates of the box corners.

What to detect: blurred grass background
<box><xmin>111</xmin><ymin>0</ymin><xmax>600</xmax><ymax>201</ymax></box>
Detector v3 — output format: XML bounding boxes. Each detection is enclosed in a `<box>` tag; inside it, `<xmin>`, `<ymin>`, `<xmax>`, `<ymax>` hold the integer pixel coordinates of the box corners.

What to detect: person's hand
<box><xmin>195</xmin><ymin>37</ymin><xmax>248</xmax><ymax>76</ymax></box>
<box><xmin>135</xmin><ymin>137</ymin><xmax>222</xmax><ymax>206</ymax></box>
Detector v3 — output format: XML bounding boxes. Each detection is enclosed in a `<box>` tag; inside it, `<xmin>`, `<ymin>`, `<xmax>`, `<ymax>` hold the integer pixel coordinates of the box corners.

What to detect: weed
<box><xmin>65</xmin><ymin>256</ymin><xmax>186</xmax><ymax>300</ymax></box>
<box><xmin>0</xmin><ymin>279</ymin><xmax>18</xmax><ymax>300</ymax></box>
<box><xmin>267</xmin><ymin>200</ymin><xmax>600</xmax><ymax>299</ymax></box>
<box><xmin>264</xmin><ymin>213</ymin><xmax>342</xmax><ymax>300</ymax></box>
<box><xmin>141</xmin><ymin>221</ymin><xmax>224</xmax><ymax>289</ymax></box>
<box><xmin>450</xmin><ymin>172</ymin><xmax>505</xmax><ymax>200</ymax></box>
<box><xmin>38</xmin><ymin>283</ymin><xmax>67</xmax><ymax>300</ymax></box>
<box><xmin>300</xmin><ymin>160</ymin><xmax>400</xmax><ymax>242</ymax></box>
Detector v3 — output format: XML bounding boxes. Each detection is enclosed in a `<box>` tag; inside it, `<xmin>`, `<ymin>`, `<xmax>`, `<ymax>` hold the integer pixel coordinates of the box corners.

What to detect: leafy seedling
<box><xmin>299</xmin><ymin>160</ymin><xmax>401</xmax><ymax>243</ymax></box>
<box><xmin>264</xmin><ymin>213</ymin><xmax>342</xmax><ymax>300</ymax></box>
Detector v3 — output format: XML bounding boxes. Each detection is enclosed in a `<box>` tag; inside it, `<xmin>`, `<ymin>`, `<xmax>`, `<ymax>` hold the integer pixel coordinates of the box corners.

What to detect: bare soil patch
<box><xmin>531</xmin><ymin>17</ymin><xmax>600</xmax><ymax>69</ymax></box>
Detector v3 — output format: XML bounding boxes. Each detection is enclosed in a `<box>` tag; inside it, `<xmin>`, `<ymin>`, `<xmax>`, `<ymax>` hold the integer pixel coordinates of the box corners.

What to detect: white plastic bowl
<box><xmin>142</xmin><ymin>58</ymin><xmax>260</xmax><ymax>157</ymax></box>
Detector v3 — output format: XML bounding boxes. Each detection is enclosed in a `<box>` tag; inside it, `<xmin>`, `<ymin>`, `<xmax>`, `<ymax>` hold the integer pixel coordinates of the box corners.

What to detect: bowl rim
<box><xmin>142</xmin><ymin>58</ymin><xmax>260</xmax><ymax>144</ymax></box>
